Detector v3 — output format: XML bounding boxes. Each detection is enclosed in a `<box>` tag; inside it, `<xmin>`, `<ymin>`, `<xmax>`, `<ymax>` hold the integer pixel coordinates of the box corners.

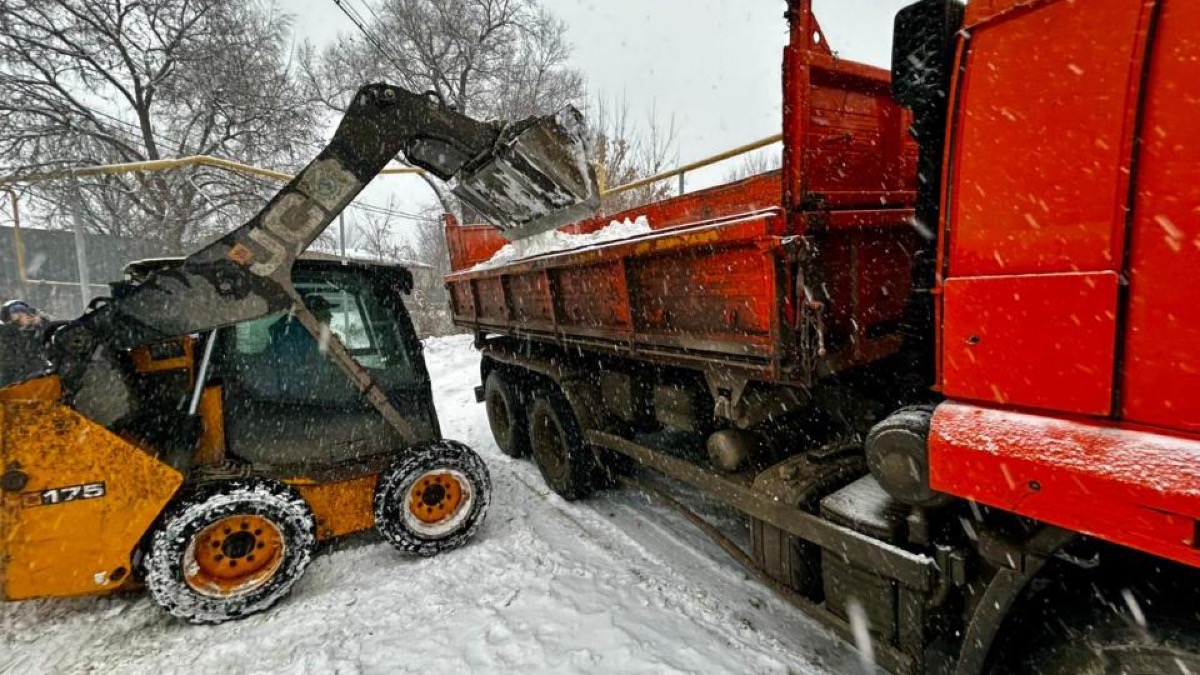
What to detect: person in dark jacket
<box><xmin>1</xmin><ymin>300</ymin><xmax>44</xmax><ymax>329</ymax></box>
<box><xmin>263</xmin><ymin>295</ymin><xmax>349</xmax><ymax>400</ymax></box>
<box><xmin>0</xmin><ymin>300</ymin><xmax>50</xmax><ymax>385</ymax></box>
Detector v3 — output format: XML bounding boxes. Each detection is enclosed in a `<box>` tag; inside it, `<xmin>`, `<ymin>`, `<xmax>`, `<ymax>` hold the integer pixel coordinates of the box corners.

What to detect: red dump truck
<box><xmin>445</xmin><ymin>2</ymin><xmax>1200</xmax><ymax>673</ymax></box>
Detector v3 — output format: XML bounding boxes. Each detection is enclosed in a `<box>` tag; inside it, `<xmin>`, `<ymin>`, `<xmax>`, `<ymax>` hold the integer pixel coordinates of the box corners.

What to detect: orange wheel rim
<box><xmin>407</xmin><ymin>471</ymin><xmax>465</xmax><ymax>524</ymax></box>
<box><xmin>184</xmin><ymin>514</ymin><xmax>284</xmax><ymax>597</ymax></box>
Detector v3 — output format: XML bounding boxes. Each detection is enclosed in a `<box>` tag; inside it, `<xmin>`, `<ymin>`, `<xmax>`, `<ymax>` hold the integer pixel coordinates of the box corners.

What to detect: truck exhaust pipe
<box><xmin>452</xmin><ymin>106</ymin><xmax>600</xmax><ymax>241</ymax></box>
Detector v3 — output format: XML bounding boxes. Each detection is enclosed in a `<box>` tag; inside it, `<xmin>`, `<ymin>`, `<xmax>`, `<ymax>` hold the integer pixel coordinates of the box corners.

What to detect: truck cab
<box><xmin>448</xmin><ymin>1</ymin><xmax>1200</xmax><ymax>673</ymax></box>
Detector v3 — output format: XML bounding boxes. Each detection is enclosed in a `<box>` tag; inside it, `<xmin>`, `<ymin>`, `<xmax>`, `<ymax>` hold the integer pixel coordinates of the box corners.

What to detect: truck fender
<box><xmin>954</xmin><ymin>527</ymin><xmax>1076</xmax><ymax>675</ymax></box>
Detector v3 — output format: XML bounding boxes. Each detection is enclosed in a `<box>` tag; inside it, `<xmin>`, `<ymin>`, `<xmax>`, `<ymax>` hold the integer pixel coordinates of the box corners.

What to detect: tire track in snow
<box><xmin>0</xmin><ymin>335</ymin><xmax>861</xmax><ymax>674</ymax></box>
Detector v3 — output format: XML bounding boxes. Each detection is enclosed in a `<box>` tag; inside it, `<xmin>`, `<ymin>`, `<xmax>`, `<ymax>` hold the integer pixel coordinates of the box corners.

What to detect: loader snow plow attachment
<box><xmin>453</xmin><ymin>106</ymin><xmax>600</xmax><ymax>241</ymax></box>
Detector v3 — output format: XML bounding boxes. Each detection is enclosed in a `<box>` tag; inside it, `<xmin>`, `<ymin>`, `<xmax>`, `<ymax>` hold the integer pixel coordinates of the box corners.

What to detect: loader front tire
<box><xmin>374</xmin><ymin>440</ymin><xmax>492</xmax><ymax>557</ymax></box>
<box><xmin>143</xmin><ymin>479</ymin><xmax>316</xmax><ymax>624</ymax></box>
<box><xmin>529</xmin><ymin>392</ymin><xmax>598</xmax><ymax>501</ymax></box>
<box><xmin>485</xmin><ymin>371</ymin><xmax>529</xmax><ymax>458</ymax></box>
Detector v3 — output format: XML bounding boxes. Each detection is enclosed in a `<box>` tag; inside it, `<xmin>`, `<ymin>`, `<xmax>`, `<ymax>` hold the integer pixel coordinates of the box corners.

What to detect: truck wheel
<box><xmin>994</xmin><ymin>613</ymin><xmax>1200</xmax><ymax>675</ymax></box>
<box><xmin>528</xmin><ymin>392</ymin><xmax>598</xmax><ymax>500</ymax></box>
<box><xmin>988</xmin><ymin>581</ymin><xmax>1200</xmax><ymax>675</ymax></box>
<box><xmin>374</xmin><ymin>440</ymin><xmax>491</xmax><ymax>557</ymax></box>
<box><xmin>485</xmin><ymin>371</ymin><xmax>529</xmax><ymax>458</ymax></box>
<box><xmin>142</xmin><ymin>479</ymin><xmax>316</xmax><ymax>624</ymax></box>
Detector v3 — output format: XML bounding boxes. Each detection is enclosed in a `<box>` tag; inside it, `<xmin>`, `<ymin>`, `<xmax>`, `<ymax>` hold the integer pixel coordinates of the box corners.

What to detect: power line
<box><xmin>351</xmin><ymin>0</ymin><xmax>390</xmax><ymax>34</ymax></box>
<box><xmin>328</xmin><ymin>0</ymin><xmax>408</xmax><ymax>75</ymax></box>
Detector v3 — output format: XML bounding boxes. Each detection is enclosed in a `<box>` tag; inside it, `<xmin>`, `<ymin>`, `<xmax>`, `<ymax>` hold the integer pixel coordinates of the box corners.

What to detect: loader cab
<box><xmin>123</xmin><ymin>257</ymin><xmax>441</xmax><ymax>471</ymax></box>
<box><xmin>211</xmin><ymin>259</ymin><xmax>440</xmax><ymax>470</ymax></box>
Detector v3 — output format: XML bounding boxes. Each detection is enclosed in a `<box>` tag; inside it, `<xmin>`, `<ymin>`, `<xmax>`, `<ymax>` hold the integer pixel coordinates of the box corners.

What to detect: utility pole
<box><xmin>70</xmin><ymin>174</ymin><xmax>91</xmax><ymax>311</ymax></box>
<box><xmin>8</xmin><ymin>190</ymin><xmax>28</xmax><ymax>298</ymax></box>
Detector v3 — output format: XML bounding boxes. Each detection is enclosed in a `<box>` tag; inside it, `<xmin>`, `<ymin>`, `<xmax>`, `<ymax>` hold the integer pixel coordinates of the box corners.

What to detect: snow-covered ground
<box><xmin>0</xmin><ymin>335</ymin><xmax>867</xmax><ymax>675</ymax></box>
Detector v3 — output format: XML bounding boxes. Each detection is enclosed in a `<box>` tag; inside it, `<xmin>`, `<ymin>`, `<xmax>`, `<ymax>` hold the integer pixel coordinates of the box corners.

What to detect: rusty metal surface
<box><xmin>451</xmin><ymin>211</ymin><xmax>812</xmax><ymax>382</ymax></box>
<box><xmin>445</xmin><ymin>18</ymin><xmax>919</xmax><ymax>383</ymax></box>
<box><xmin>446</xmin><ymin>170</ymin><xmax>787</xmax><ymax>273</ymax></box>
<box><xmin>586</xmin><ymin>430</ymin><xmax>936</xmax><ymax>591</ymax></box>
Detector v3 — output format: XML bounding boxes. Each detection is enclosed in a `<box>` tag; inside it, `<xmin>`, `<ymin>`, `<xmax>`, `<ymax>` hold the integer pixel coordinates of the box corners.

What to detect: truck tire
<box><xmin>987</xmin><ymin>578</ymin><xmax>1200</xmax><ymax>675</ymax></box>
<box><xmin>374</xmin><ymin>440</ymin><xmax>492</xmax><ymax>557</ymax></box>
<box><xmin>528</xmin><ymin>391</ymin><xmax>598</xmax><ymax>501</ymax></box>
<box><xmin>485</xmin><ymin>371</ymin><xmax>529</xmax><ymax>458</ymax></box>
<box><xmin>142</xmin><ymin>479</ymin><xmax>317</xmax><ymax>624</ymax></box>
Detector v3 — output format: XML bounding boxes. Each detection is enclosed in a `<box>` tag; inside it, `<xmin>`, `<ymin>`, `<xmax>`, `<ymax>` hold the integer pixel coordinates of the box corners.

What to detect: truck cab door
<box><xmin>939</xmin><ymin>0</ymin><xmax>1156</xmax><ymax>417</ymax></box>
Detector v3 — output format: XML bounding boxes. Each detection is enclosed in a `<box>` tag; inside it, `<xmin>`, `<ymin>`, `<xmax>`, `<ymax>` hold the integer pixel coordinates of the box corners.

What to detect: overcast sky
<box><xmin>279</xmin><ymin>0</ymin><xmax>913</xmax><ymax>247</ymax></box>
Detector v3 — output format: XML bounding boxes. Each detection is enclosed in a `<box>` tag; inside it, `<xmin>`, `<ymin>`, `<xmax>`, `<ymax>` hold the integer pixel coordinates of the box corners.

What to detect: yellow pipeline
<box><xmin>0</xmin><ymin>155</ymin><xmax>425</xmax><ymax>186</ymax></box>
<box><xmin>0</xmin><ymin>132</ymin><xmax>781</xmax><ymax>207</ymax></box>
<box><xmin>601</xmin><ymin>133</ymin><xmax>783</xmax><ymax>198</ymax></box>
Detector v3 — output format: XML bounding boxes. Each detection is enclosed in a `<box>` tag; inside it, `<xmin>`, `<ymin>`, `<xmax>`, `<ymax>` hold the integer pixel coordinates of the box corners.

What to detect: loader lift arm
<box><xmin>49</xmin><ymin>82</ymin><xmax>598</xmax><ymax>439</ymax></box>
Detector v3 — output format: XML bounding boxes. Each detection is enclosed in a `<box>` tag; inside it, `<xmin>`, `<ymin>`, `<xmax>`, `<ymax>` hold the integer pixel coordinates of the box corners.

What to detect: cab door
<box><xmin>214</xmin><ymin>264</ymin><xmax>438</xmax><ymax>469</ymax></box>
<box><xmin>939</xmin><ymin>0</ymin><xmax>1155</xmax><ymax>416</ymax></box>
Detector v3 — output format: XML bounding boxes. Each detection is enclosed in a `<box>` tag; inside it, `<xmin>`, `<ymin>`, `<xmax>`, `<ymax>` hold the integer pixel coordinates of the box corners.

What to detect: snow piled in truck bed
<box><xmin>0</xmin><ymin>335</ymin><xmax>865</xmax><ymax>675</ymax></box>
<box><xmin>472</xmin><ymin>216</ymin><xmax>652</xmax><ymax>271</ymax></box>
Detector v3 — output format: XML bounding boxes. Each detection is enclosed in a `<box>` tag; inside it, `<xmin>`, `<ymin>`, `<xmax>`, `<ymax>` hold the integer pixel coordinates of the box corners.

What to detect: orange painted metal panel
<box><xmin>556</xmin><ymin>262</ymin><xmax>630</xmax><ymax>330</ymax></box>
<box><xmin>804</xmin><ymin>66</ymin><xmax>915</xmax><ymax>204</ymax></box>
<box><xmin>449</xmin><ymin>211</ymin><xmax>804</xmax><ymax>376</ymax></box>
<box><xmin>449</xmin><ymin>280</ymin><xmax>476</xmax><ymax>319</ymax></box>
<box><xmin>1</xmin><ymin>402</ymin><xmax>183</xmax><ymax>599</ymax></box>
<box><xmin>474</xmin><ymin>277</ymin><xmax>507</xmax><ymax>322</ymax></box>
<box><xmin>194</xmin><ymin>385</ymin><xmax>226</xmax><ymax>466</ymax></box>
<box><xmin>445</xmin><ymin>171</ymin><xmax>785</xmax><ymax>273</ymax></box>
<box><xmin>942</xmin><ymin>272</ymin><xmax>1119</xmax><ymax>416</ymax></box>
<box><xmin>0</xmin><ymin>375</ymin><xmax>61</xmax><ymax>402</ymax></box>
<box><xmin>507</xmin><ymin>272</ymin><xmax>554</xmax><ymax>325</ymax></box>
<box><xmin>445</xmin><ymin>214</ymin><xmax>507</xmax><ymax>273</ymax></box>
<box><xmin>291</xmin><ymin>474</ymin><xmax>378</xmax><ymax>541</ymax></box>
<box><xmin>930</xmin><ymin>402</ymin><xmax>1200</xmax><ymax>569</ymax></box>
<box><xmin>946</xmin><ymin>0</ymin><xmax>1148</xmax><ymax>277</ymax></box>
<box><xmin>573</xmin><ymin>171</ymin><xmax>786</xmax><ymax>237</ymax></box>
<box><xmin>963</xmin><ymin>0</ymin><xmax>1043</xmax><ymax>26</ymax></box>
<box><xmin>631</xmin><ymin>243</ymin><xmax>774</xmax><ymax>339</ymax></box>
<box><xmin>1121</xmin><ymin>0</ymin><xmax>1200</xmax><ymax>434</ymax></box>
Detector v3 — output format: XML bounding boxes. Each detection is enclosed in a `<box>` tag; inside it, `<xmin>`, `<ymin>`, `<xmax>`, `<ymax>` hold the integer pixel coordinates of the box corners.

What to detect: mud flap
<box><xmin>453</xmin><ymin>106</ymin><xmax>600</xmax><ymax>240</ymax></box>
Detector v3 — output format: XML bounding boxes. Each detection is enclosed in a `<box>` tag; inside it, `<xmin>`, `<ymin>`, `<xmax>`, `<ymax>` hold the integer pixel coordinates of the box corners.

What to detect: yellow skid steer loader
<box><xmin>0</xmin><ymin>84</ymin><xmax>599</xmax><ymax>623</ymax></box>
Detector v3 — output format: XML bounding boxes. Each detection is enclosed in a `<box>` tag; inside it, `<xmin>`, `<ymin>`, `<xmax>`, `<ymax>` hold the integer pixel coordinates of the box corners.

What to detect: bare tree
<box><xmin>0</xmin><ymin>0</ymin><xmax>322</xmax><ymax>250</ymax></box>
<box><xmin>407</xmin><ymin>205</ymin><xmax>457</xmax><ymax>335</ymax></box>
<box><xmin>352</xmin><ymin>200</ymin><xmax>419</xmax><ymax>262</ymax></box>
<box><xmin>302</xmin><ymin>0</ymin><xmax>584</xmax><ymax>121</ymax></box>
<box><xmin>588</xmin><ymin>95</ymin><xmax>679</xmax><ymax>214</ymax></box>
<box><xmin>300</xmin><ymin>0</ymin><xmax>587</xmax><ymax>221</ymax></box>
<box><xmin>722</xmin><ymin>147</ymin><xmax>782</xmax><ymax>183</ymax></box>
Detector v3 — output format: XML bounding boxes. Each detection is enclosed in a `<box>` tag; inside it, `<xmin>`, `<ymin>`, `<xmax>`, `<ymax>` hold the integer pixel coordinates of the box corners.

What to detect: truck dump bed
<box><xmin>446</xmin><ymin>40</ymin><xmax>919</xmax><ymax>386</ymax></box>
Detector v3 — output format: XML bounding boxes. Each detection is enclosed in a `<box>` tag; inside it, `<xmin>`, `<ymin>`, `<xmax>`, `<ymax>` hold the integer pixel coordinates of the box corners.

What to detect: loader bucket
<box><xmin>452</xmin><ymin>106</ymin><xmax>600</xmax><ymax>241</ymax></box>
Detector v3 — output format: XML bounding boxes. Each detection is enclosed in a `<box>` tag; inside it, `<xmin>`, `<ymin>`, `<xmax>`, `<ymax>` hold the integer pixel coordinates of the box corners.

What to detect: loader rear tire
<box><xmin>143</xmin><ymin>479</ymin><xmax>316</xmax><ymax>624</ymax></box>
<box><xmin>485</xmin><ymin>371</ymin><xmax>529</xmax><ymax>458</ymax></box>
<box><xmin>374</xmin><ymin>440</ymin><xmax>491</xmax><ymax>557</ymax></box>
<box><xmin>529</xmin><ymin>392</ymin><xmax>598</xmax><ymax>501</ymax></box>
